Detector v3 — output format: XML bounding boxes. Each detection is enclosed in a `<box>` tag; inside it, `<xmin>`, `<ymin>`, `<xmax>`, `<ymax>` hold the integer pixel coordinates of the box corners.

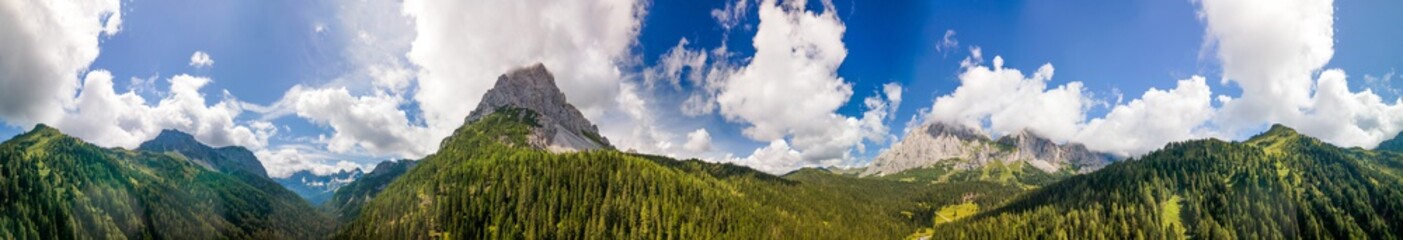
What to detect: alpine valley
<box><xmin>3</xmin><ymin>64</ymin><xmax>1403</xmax><ymax>239</ymax></box>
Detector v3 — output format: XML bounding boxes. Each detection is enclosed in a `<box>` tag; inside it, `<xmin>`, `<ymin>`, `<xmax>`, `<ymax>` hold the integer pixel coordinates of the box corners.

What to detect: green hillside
<box><xmin>922</xmin><ymin>124</ymin><xmax>1403</xmax><ymax>239</ymax></box>
<box><xmin>872</xmin><ymin>157</ymin><xmax>1070</xmax><ymax>189</ymax></box>
<box><xmin>0</xmin><ymin>125</ymin><xmax>332</xmax><ymax>239</ymax></box>
<box><xmin>334</xmin><ymin>108</ymin><xmax>1019</xmax><ymax>239</ymax></box>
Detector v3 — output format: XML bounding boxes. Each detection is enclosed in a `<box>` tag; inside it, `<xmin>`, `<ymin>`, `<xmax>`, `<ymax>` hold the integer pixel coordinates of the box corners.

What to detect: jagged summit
<box><xmin>464</xmin><ymin>63</ymin><xmax>612</xmax><ymax>152</ymax></box>
<box><xmin>995</xmin><ymin>129</ymin><xmax>1113</xmax><ymax>172</ymax></box>
<box><xmin>138</xmin><ymin>129</ymin><xmax>269</xmax><ymax>178</ymax></box>
<box><xmin>862</xmin><ymin>121</ymin><xmax>1113</xmax><ymax>176</ymax></box>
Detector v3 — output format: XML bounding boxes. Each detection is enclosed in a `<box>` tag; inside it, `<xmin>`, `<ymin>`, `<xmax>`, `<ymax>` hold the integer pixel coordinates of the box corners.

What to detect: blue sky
<box><xmin>3</xmin><ymin>0</ymin><xmax>1402</xmax><ymax>175</ymax></box>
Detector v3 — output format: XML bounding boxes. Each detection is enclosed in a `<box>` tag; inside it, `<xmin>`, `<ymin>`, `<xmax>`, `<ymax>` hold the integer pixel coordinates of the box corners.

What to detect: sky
<box><xmin>2</xmin><ymin>0</ymin><xmax>1402</xmax><ymax>176</ymax></box>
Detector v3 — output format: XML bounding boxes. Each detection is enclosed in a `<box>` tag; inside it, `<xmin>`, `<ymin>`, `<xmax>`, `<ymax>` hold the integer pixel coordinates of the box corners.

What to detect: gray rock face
<box><xmin>465</xmin><ymin>63</ymin><xmax>612</xmax><ymax>152</ymax></box>
<box><xmin>995</xmin><ymin>130</ymin><xmax>1114</xmax><ymax>173</ymax></box>
<box><xmin>862</xmin><ymin>122</ymin><xmax>1114</xmax><ymax>176</ymax></box>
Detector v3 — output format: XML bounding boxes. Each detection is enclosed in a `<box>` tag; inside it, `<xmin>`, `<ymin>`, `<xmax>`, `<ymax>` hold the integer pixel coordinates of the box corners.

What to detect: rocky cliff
<box><xmin>862</xmin><ymin>122</ymin><xmax>1113</xmax><ymax>176</ymax></box>
<box><xmin>465</xmin><ymin>63</ymin><xmax>612</xmax><ymax>152</ymax></box>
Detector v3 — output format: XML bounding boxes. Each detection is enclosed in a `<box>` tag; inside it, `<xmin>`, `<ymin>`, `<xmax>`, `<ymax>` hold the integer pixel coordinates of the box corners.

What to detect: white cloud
<box><xmin>1074</xmin><ymin>76</ymin><xmax>1216</xmax><ymax>156</ymax></box>
<box><xmin>926</xmin><ymin>55</ymin><xmax>1088</xmax><ymax>142</ymax></box>
<box><xmin>706</xmin><ymin>0</ymin><xmax>901</xmax><ymax>173</ymax></box>
<box><xmin>684</xmin><ymin>128</ymin><xmax>712</xmax><ymax>152</ymax></box>
<box><xmin>0</xmin><ymin>0</ymin><xmax>122</xmax><ymax>126</ymax></box>
<box><xmin>402</xmin><ymin>0</ymin><xmax>646</xmax><ymax>139</ymax></box>
<box><xmin>54</xmin><ymin>72</ymin><xmax>274</xmax><ymax>150</ymax></box>
<box><xmin>1201</xmin><ymin>0</ymin><xmax>1403</xmax><ymax>148</ymax></box>
<box><xmin>255</xmin><ymin>144</ymin><xmax>366</xmax><ymax>178</ymax></box>
<box><xmin>1201</xmin><ymin>0</ymin><xmax>1334</xmax><ymax>132</ymax></box>
<box><xmin>189</xmin><ymin>51</ymin><xmax>214</xmax><ymax>68</ymax></box>
<box><xmin>725</xmin><ymin>139</ymin><xmax>810</xmax><ymax>174</ymax></box>
<box><xmin>274</xmin><ymin>86</ymin><xmax>435</xmax><ymax>158</ymax></box>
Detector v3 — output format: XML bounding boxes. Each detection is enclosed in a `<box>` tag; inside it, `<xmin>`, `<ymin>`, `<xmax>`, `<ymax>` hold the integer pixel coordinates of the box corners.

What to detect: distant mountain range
<box><xmin>273</xmin><ymin>169</ymin><xmax>363</xmax><ymax>205</ymax></box>
<box><xmin>864</xmin><ymin>122</ymin><xmax>1115</xmax><ymax>177</ymax></box>
<box><xmin>325</xmin><ymin>159</ymin><xmax>417</xmax><ymax>222</ymax></box>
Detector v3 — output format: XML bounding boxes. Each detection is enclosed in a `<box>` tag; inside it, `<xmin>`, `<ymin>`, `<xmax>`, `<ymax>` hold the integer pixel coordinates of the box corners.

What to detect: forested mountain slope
<box><xmin>326</xmin><ymin>159</ymin><xmax>416</xmax><ymax>222</ymax></box>
<box><xmin>0</xmin><ymin>125</ymin><xmax>332</xmax><ymax>239</ymax></box>
<box><xmin>922</xmin><ymin>124</ymin><xmax>1403</xmax><ymax>239</ymax></box>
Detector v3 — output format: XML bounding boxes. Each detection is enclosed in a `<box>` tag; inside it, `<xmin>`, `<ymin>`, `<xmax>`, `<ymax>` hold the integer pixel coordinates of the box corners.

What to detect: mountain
<box><xmin>137</xmin><ymin>129</ymin><xmax>269</xmax><ymax>178</ymax></box>
<box><xmin>921</xmin><ymin>124</ymin><xmax>1403</xmax><ymax>239</ymax></box>
<box><xmin>1377</xmin><ymin>134</ymin><xmax>1403</xmax><ymax>153</ymax></box>
<box><xmin>334</xmin><ymin>64</ymin><xmax>998</xmax><ymax>239</ymax></box>
<box><xmin>274</xmin><ymin>169</ymin><xmax>364</xmax><ymax>205</ymax></box>
<box><xmin>863</xmin><ymin>122</ymin><xmax>1114</xmax><ymax>177</ymax></box>
<box><xmin>325</xmin><ymin>159</ymin><xmax>416</xmax><ymax>222</ymax></box>
<box><xmin>464</xmin><ymin>63</ymin><xmax>612</xmax><ymax>152</ymax></box>
<box><xmin>0</xmin><ymin>125</ymin><xmax>332</xmax><ymax>239</ymax></box>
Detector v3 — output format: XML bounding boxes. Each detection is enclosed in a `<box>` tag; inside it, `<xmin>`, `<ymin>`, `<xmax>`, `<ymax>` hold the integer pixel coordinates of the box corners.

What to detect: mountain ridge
<box><xmin>274</xmin><ymin>168</ymin><xmax>364</xmax><ymax>205</ymax></box>
<box><xmin>863</xmin><ymin>121</ymin><xmax>1114</xmax><ymax>176</ymax></box>
<box><xmin>137</xmin><ymin>129</ymin><xmax>269</xmax><ymax>178</ymax></box>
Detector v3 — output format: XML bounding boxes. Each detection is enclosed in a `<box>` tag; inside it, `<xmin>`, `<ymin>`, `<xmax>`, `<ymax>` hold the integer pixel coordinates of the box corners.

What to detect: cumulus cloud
<box><xmin>726</xmin><ymin>140</ymin><xmax>808</xmax><ymax>174</ymax></box>
<box><xmin>189</xmin><ymin>51</ymin><xmax>214</xmax><ymax>68</ymax></box>
<box><xmin>55</xmin><ymin>72</ymin><xmax>275</xmax><ymax>150</ymax></box>
<box><xmin>255</xmin><ymin>144</ymin><xmax>366</xmax><ymax>178</ymax></box>
<box><xmin>274</xmin><ymin>86</ymin><xmax>435</xmax><ymax>158</ymax></box>
<box><xmin>1074</xmin><ymin>76</ymin><xmax>1216</xmax><ymax>156</ymax></box>
<box><xmin>1201</xmin><ymin>0</ymin><xmax>1403</xmax><ymax>148</ymax></box>
<box><xmin>927</xmin><ymin>55</ymin><xmax>1088</xmax><ymax>142</ymax></box>
<box><xmin>705</xmin><ymin>0</ymin><xmax>902</xmax><ymax>173</ymax></box>
<box><xmin>0</xmin><ymin>0</ymin><xmax>122</xmax><ymax>126</ymax></box>
<box><xmin>683</xmin><ymin>128</ymin><xmax>712</xmax><ymax>152</ymax></box>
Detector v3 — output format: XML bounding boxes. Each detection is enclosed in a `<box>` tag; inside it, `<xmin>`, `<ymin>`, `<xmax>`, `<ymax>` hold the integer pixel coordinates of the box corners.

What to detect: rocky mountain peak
<box><xmin>922</xmin><ymin>121</ymin><xmax>990</xmax><ymax>142</ymax></box>
<box><xmin>150</xmin><ymin>129</ymin><xmax>199</xmax><ymax>144</ymax></box>
<box><xmin>138</xmin><ymin>129</ymin><xmax>269</xmax><ymax>178</ymax></box>
<box><xmin>464</xmin><ymin>63</ymin><xmax>612</xmax><ymax>152</ymax></box>
<box><xmin>863</xmin><ymin>122</ymin><xmax>1114</xmax><ymax>176</ymax></box>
